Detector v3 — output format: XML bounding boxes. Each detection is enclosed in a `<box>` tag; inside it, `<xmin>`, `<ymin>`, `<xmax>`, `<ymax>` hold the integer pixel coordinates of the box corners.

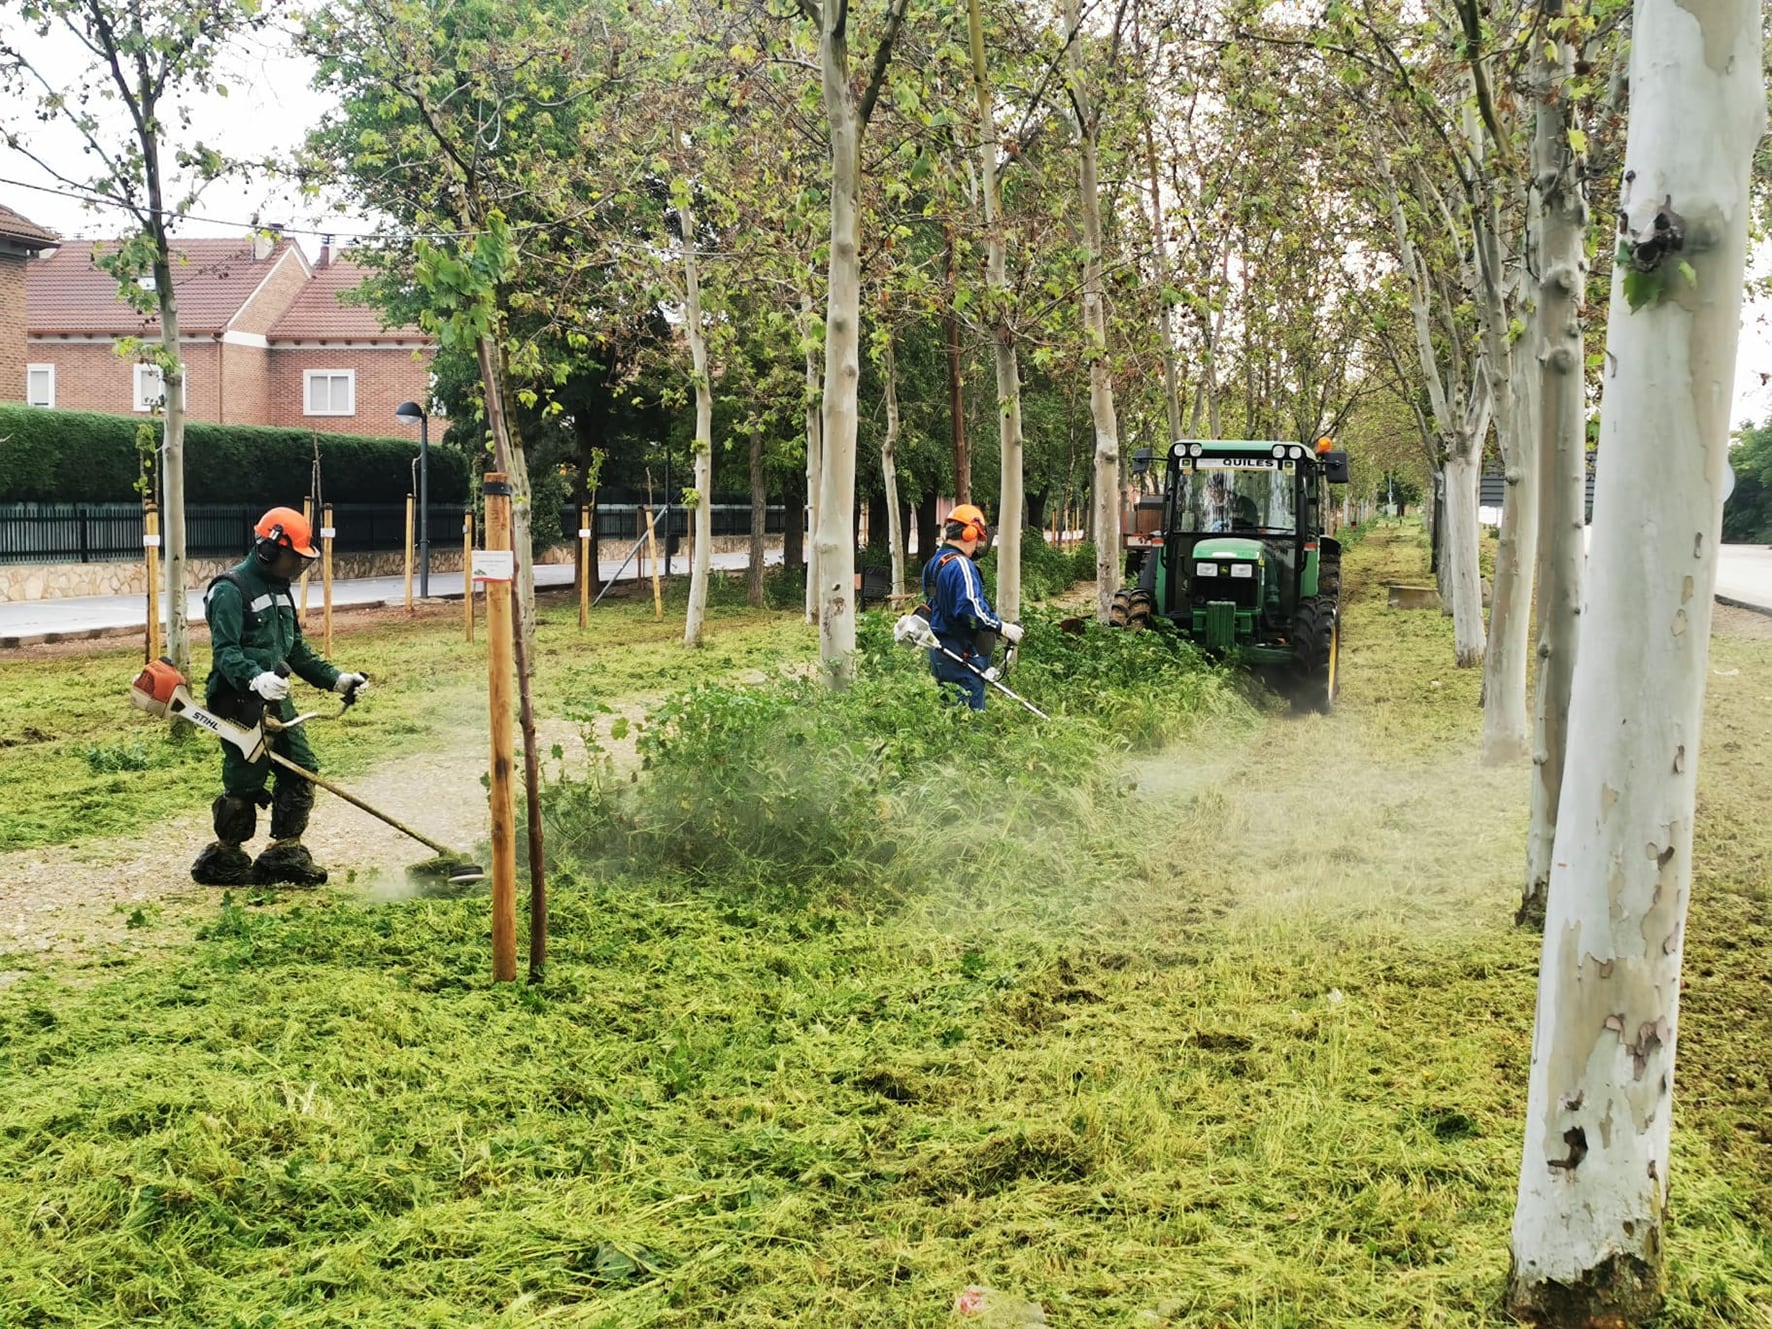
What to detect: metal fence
<box><xmin>1</xmin><ymin>500</ymin><xmax>787</xmax><ymax>565</ymax></box>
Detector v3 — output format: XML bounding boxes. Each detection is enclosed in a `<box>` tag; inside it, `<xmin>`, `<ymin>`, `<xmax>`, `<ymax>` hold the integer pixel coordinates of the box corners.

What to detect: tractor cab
<box><xmin>1111</xmin><ymin>439</ymin><xmax>1350</xmax><ymax>711</ymax></box>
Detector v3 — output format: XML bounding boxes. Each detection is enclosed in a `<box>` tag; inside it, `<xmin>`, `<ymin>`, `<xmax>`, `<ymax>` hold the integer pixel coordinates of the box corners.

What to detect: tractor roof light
<box><xmin>1189</xmin><ymin>443</ymin><xmax>1204</xmax><ymax>457</ymax></box>
<box><xmin>1316</xmin><ymin>436</ymin><xmax>1335</xmax><ymax>454</ymax></box>
<box><xmin>1271</xmin><ymin>444</ymin><xmax>1287</xmax><ymax>458</ymax></box>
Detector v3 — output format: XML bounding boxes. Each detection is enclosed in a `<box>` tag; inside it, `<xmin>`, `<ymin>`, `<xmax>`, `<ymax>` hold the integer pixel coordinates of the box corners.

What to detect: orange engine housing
<box><xmin>130</xmin><ymin>657</ymin><xmax>188</xmax><ymax>716</ymax></box>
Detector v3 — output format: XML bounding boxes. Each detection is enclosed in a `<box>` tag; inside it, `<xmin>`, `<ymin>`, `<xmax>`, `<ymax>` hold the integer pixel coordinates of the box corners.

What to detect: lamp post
<box><xmin>395</xmin><ymin>400</ymin><xmax>430</xmax><ymax>598</ymax></box>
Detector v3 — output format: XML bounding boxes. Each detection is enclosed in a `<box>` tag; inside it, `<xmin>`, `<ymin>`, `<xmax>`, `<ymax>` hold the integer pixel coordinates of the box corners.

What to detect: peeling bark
<box><xmin>1507</xmin><ymin>0</ymin><xmax>1763</xmax><ymax>1313</ymax></box>
<box><xmin>679</xmin><ymin>196</ymin><xmax>713</xmax><ymax>649</ymax></box>
<box><xmin>1523</xmin><ymin>0</ymin><xmax>1592</xmax><ymax>927</ymax></box>
<box><xmin>1064</xmin><ymin>0</ymin><xmax>1122</xmax><ymax>622</ymax></box>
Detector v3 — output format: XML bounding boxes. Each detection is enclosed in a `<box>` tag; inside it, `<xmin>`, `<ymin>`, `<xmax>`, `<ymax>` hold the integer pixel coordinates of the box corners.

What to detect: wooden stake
<box><xmin>578</xmin><ymin>504</ymin><xmax>591</xmax><ymax>629</ymax></box>
<box><xmin>463</xmin><ymin>509</ymin><xmax>475</xmax><ymax>643</ymax></box>
<box><xmin>644</xmin><ymin>506</ymin><xmax>663</xmax><ymax>621</ymax></box>
<box><xmin>403</xmin><ymin>493</ymin><xmax>415</xmax><ymax>612</ymax></box>
<box><xmin>321</xmin><ymin>504</ymin><xmax>335</xmax><ymax>657</ymax></box>
<box><xmin>483</xmin><ymin>474</ymin><xmax>518</xmax><ymax>983</ymax></box>
<box><xmin>143</xmin><ymin>500</ymin><xmax>162</xmax><ymax>662</ymax></box>
<box><xmin>298</xmin><ymin>495</ymin><xmax>313</xmax><ymax>625</ymax></box>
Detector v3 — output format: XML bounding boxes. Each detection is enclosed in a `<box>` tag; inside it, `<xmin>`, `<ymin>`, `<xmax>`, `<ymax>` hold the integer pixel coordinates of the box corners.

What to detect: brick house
<box><xmin>21</xmin><ymin>227</ymin><xmax>437</xmax><ymax>436</ymax></box>
<box><xmin>0</xmin><ymin>203</ymin><xmax>60</xmax><ymax>405</ymax></box>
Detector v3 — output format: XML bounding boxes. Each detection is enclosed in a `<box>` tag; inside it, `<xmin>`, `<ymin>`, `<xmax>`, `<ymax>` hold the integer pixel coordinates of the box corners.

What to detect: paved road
<box><xmin>0</xmin><ymin>550</ymin><xmax>778</xmax><ymax>644</ymax></box>
<box><xmin>1716</xmin><ymin>543</ymin><xmax>1772</xmax><ymax>615</ymax></box>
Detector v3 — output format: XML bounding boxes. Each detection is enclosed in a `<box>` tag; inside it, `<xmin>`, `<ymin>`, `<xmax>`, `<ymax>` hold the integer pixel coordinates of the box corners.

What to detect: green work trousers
<box><xmin>220</xmin><ymin>698</ymin><xmax>320</xmax><ymax>796</ymax></box>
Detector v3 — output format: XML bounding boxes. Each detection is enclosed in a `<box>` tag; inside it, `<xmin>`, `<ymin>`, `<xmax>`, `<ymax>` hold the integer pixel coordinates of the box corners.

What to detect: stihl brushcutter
<box><xmin>129</xmin><ymin>659</ymin><xmax>485</xmax><ymax>885</ymax></box>
<box><xmin>892</xmin><ymin>613</ymin><xmax>1049</xmax><ymax>720</ymax></box>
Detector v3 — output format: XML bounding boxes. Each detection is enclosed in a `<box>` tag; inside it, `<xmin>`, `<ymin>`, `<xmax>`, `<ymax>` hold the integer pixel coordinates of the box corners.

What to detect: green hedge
<box><xmin>0</xmin><ymin>405</ymin><xmax>469</xmax><ymax>505</ymax></box>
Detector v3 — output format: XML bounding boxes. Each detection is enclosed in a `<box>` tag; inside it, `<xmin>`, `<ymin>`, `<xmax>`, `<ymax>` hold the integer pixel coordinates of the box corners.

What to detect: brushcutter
<box><xmin>892</xmin><ymin>613</ymin><xmax>1049</xmax><ymax>720</ymax></box>
<box><xmin>128</xmin><ymin>659</ymin><xmax>485</xmax><ymax>885</ymax></box>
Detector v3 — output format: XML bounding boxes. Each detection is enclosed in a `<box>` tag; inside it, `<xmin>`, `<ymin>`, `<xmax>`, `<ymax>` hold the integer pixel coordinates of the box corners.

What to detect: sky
<box><xmin>3</xmin><ymin>23</ymin><xmax>1770</xmax><ymax>431</ymax></box>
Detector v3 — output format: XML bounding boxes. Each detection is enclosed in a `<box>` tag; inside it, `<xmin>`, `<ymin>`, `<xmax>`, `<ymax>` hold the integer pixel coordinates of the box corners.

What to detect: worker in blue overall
<box><xmin>918</xmin><ymin>503</ymin><xmax>1023</xmax><ymax>710</ymax></box>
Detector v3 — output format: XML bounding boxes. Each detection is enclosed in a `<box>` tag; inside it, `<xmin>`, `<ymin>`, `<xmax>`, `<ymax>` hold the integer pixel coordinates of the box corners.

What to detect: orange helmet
<box><xmin>254</xmin><ymin>506</ymin><xmax>319</xmax><ymax>558</ymax></box>
<box><xmin>945</xmin><ymin>503</ymin><xmax>990</xmax><ymax>544</ymax></box>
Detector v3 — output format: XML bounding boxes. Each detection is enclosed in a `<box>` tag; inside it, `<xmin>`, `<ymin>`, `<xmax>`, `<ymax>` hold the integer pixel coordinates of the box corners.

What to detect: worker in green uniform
<box><xmin>189</xmin><ymin>506</ymin><xmax>367</xmax><ymax>887</ymax></box>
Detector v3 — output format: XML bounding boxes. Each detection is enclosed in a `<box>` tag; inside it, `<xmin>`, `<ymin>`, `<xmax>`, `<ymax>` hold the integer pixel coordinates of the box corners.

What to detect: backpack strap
<box><xmin>921</xmin><ymin>549</ymin><xmax>960</xmax><ymax>603</ymax></box>
<box><xmin>205</xmin><ymin>571</ymin><xmax>284</xmax><ymax>631</ymax></box>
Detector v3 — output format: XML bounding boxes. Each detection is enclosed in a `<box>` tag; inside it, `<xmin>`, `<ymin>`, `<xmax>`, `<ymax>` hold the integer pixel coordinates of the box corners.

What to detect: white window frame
<box><xmin>25</xmin><ymin>363</ymin><xmax>54</xmax><ymax>408</ymax></box>
<box><xmin>303</xmin><ymin>368</ymin><xmax>357</xmax><ymax>417</ymax></box>
<box><xmin>133</xmin><ymin>362</ymin><xmax>164</xmax><ymax>413</ymax></box>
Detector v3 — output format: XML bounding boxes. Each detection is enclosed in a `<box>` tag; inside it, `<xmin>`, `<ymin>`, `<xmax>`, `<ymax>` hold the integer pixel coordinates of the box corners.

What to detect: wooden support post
<box><xmin>463</xmin><ymin>509</ymin><xmax>475</xmax><ymax>643</ymax></box>
<box><xmin>321</xmin><ymin>504</ymin><xmax>335</xmax><ymax>657</ymax></box>
<box><xmin>404</xmin><ymin>493</ymin><xmax>415</xmax><ymax>612</ymax></box>
<box><xmin>644</xmin><ymin>506</ymin><xmax>663</xmax><ymax>621</ymax></box>
<box><xmin>578</xmin><ymin>504</ymin><xmax>591</xmax><ymax>629</ymax></box>
<box><xmin>482</xmin><ymin>474</ymin><xmax>518</xmax><ymax>983</ymax></box>
<box><xmin>143</xmin><ymin>500</ymin><xmax>162</xmax><ymax>662</ymax></box>
<box><xmin>298</xmin><ymin>495</ymin><xmax>314</xmax><ymax>625</ymax></box>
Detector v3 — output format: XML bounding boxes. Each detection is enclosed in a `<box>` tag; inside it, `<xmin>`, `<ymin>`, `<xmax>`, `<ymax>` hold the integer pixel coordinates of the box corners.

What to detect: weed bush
<box><xmin>542</xmin><ymin>609</ymin><xmax>1251</xmax><ymax>903</ymax></box>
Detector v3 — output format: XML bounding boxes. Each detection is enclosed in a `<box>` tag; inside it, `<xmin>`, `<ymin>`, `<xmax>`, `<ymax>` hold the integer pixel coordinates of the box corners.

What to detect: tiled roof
<box><xmin>26</xmin><ymin>237</ymin><xmax>299</xmax><ymax>335</ymax></box>
<box><xmin>0</xmin><ymin>202</ymin><xmax>58</xmax><ymax>250</ymax></box>
<box><xmin>267</xmin><ymin>256</ymin><xmax>425</xmax><ymax>341</ymax></box>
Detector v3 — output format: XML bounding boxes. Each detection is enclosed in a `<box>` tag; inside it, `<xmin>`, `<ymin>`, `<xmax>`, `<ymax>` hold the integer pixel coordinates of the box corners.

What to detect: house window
<box><xmin>25</xmin><ymin>364</ymin><xmax>54</xmax><ymax>408</ymax></box>
<box><xmin>304</xmin><ymin>369</ymin><xmax>356</xmax><ymax>417</ymax></box>
<box><xmin>134</xmin><ymin>363</ymin><xmax>164</xmax><ymax>412</ymax></box>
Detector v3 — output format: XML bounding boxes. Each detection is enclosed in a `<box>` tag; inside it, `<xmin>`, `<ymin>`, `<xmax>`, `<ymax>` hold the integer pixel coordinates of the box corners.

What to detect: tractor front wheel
<box><xmin>1291</xmin><ymin>595</ymin><xmax>1339</xmax><ymax>714</ymax></box>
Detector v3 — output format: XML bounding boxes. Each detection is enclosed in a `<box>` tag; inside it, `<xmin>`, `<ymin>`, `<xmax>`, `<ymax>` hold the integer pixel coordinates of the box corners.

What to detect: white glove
<box><xmin>1000</xmin><ymin>621</ymin><xmax>1025</xmax><ymax>644</ymax></box>
<box><xmin>982</xmin><ymin>667</ymin><xmax>1001</xmax><ymax>683</ymax></box>
<box><xmin>333</xmin><ymin>672</ymin><xmax>368</xmax><ymax>695</ymax></box>
<box><xmin>249</xmin><ymin>671</ymin><xmax>289</xmax><ymax>701</ymax></box>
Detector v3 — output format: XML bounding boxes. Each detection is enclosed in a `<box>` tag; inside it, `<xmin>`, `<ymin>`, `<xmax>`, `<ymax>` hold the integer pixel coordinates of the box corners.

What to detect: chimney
<box><xmin>251</xmin><ymin>223</ymin><xmax>284</xmax><ymax>261</ymax></box>
<box><xmin>318</xmin><ymin>235</ymin><xmax>333</xmax><ymax>269</ymax></box>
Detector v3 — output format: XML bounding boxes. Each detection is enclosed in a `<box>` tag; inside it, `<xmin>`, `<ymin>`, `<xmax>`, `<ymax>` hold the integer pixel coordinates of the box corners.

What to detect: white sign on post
<box><xmin>472</xmin><ymin>549</ymin><xmax>515</xmax><ymax>582</ymax></box>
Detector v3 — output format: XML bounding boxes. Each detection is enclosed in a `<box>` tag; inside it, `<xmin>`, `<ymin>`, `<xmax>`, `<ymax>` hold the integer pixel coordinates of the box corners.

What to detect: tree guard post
<box><xmin>481</xmin><ymin>474</ymin><xmax>518</xmax><ymax>983</ymax></box>
<box><xmin>578</xmin><ymin>504</ymin><xmax>591</xmax><ymax>629</ymax></box>
<box><xmin>404</xmin><ymin>491</ymin><xmax>416</xmax><ymax>613</ymax></box>
<box><xmin>298</xmin><ymin>495</ymin><xmax>314</xmax><ymax>626</ymax></box>
<box><xmin>143</xmin><ymin>500</ymin><xmax>162</xmax><ymax>662</ymax></box>
<box><xmin>321</xmin><ymin>504</ymin><xmax>335</xmax><ymax>657</ymax></box>
<box><xmin>463</xmin><ymin>508</ymin><xmax>475</xmax><ymax>643</ymax></box>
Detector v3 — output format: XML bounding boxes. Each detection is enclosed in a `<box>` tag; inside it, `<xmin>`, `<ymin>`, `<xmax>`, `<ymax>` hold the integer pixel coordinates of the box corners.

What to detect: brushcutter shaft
<box><xmin>264</xmin><ymin>750</ymin><xmax>456</xmax><ymax>858</ymax></box>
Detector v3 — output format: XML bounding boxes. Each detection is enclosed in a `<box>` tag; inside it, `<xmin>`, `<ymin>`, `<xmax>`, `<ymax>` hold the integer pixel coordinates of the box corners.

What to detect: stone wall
<box><xmin>0</xmin><ymin>535</ymin><xmax>782</xmax><ymax>601</ymax></box>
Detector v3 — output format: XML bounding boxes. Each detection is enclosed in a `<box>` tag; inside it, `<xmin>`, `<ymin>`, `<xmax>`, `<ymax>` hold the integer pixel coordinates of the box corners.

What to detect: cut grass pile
<box><xmin>0</xmin><ymin>524</ymin><xmax>1768</xmax><ymax>1326</ymax></box>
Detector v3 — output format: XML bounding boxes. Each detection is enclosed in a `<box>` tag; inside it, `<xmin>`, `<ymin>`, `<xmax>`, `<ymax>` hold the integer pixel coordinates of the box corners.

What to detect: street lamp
<box><xmin>395</xmin><ymin>400</ymin><xmax>430</xmax><ymax>598</ymax></box>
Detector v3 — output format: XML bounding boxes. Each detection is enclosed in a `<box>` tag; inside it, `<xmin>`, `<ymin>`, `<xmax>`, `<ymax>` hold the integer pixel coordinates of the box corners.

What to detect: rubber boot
<box><xmin>191</xmin><ymin>841</ymin><xmax>253</xmax><ymax>886</ymax></box>
<box><xmin>192</xmin><ymin>794</ymin><xmax>257</xmax><ymax>886</ymax></box>
<box><xmin>251</xmin><ymin>838</ymin><xmax>329</xmax><ymax>887</ymax></box>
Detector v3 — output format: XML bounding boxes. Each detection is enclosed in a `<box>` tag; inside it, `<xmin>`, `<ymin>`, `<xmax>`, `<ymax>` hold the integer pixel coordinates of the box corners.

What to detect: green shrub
<box><xmin>0</xmin><ymin>405</ymin><xmax>469</xmax><ymax>504</ymax></box>
<box><xmin>542</xmin><ymin>608</ymin><xmax>1251</xmax><ymax>903</ymax></box>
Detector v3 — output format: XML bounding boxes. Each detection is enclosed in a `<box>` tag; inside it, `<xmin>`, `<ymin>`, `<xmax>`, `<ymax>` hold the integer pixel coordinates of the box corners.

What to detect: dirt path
<box><xmin>0</xmin><ymin>711</ymin><xmax>608</xmax><ymax>964</ymax></box>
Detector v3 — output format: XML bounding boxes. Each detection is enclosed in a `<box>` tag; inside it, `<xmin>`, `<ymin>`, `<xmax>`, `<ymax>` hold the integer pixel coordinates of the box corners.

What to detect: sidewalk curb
<box><xmin>1717</xmin><ymin>593</ymin><xmax>1772</xmax><ymax>619</ymax></box>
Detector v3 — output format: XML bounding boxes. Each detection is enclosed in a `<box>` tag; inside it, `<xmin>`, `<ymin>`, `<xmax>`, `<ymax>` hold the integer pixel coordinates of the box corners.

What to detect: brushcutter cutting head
<box><xmin>893</xmin><ymin>612</ymin><xmax>938</xmax><ymax>651</ymax></box>
<box><xmin>449</xmin><ymin>863</ymin><xmax>486</xmax><ymax>885</ymax></box>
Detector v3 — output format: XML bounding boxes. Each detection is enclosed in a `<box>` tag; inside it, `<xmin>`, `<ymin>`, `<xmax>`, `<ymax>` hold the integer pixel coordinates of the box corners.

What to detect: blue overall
<box><xmin>921</xmin><ymin>547</ymin><xmax>1002</xmax><ymax>710</ymax></box>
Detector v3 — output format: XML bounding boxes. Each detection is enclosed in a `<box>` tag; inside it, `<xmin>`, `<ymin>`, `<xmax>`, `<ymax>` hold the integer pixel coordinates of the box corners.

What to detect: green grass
<box><xmin>0</xmin><ymin>586</ymin><xmax>810</xmax><ymax>853</ymax></box>
<box><xmin>0</xmin><ymin>526</ymin><xmax>1768</xmax><ymax>1326</ymax></box>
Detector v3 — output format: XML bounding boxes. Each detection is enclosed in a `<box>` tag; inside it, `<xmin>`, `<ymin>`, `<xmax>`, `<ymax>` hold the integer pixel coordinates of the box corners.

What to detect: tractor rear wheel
<box><xmin>1319</xmin><ymin>555</ymin><xmax>1342</xmax><ymax>603</ymax></box>
<box><xmin>1109</xmin><ymin>588</ymin><xmax>1132</xmax><ymax>627</ymax></box>
<box><xmin>1108</xmin><ymin>587</ymin><xmax>1155</xmax><ymax>630</ymax></box>
<box><xmin>1291</xmin><ymin>595</ymin><xmax>1340</xmax><ymax>714</ymax></box>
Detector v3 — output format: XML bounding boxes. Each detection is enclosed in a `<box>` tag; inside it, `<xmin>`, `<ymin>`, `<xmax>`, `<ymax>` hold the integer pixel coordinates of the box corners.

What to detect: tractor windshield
<box><xmin>1174</xmin><ymin>459</ymin><xmax>1298</xmax><ymax>535</ymax></box>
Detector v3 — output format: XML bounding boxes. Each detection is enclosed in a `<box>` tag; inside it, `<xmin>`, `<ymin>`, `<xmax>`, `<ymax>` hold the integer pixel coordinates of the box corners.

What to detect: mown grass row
<box><xmin>1</xmin><ymin>524</ymin><xmax>1767</xmax><ymax>1327</ymax></box>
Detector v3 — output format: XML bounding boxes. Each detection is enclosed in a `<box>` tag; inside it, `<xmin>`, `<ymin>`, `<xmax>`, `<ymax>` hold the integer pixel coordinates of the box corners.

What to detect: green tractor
<box><xmin>1112</xmin><ymin>439</ymin><xmax>1350</xmax><ymax>712</ymax></box>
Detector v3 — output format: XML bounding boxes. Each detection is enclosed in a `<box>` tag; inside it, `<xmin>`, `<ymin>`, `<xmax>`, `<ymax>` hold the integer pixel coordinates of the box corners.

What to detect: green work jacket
<box><xmin>204</xmin><ymin>557</ymin><xmax>340</xmax><ymax>705</ymax></box>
